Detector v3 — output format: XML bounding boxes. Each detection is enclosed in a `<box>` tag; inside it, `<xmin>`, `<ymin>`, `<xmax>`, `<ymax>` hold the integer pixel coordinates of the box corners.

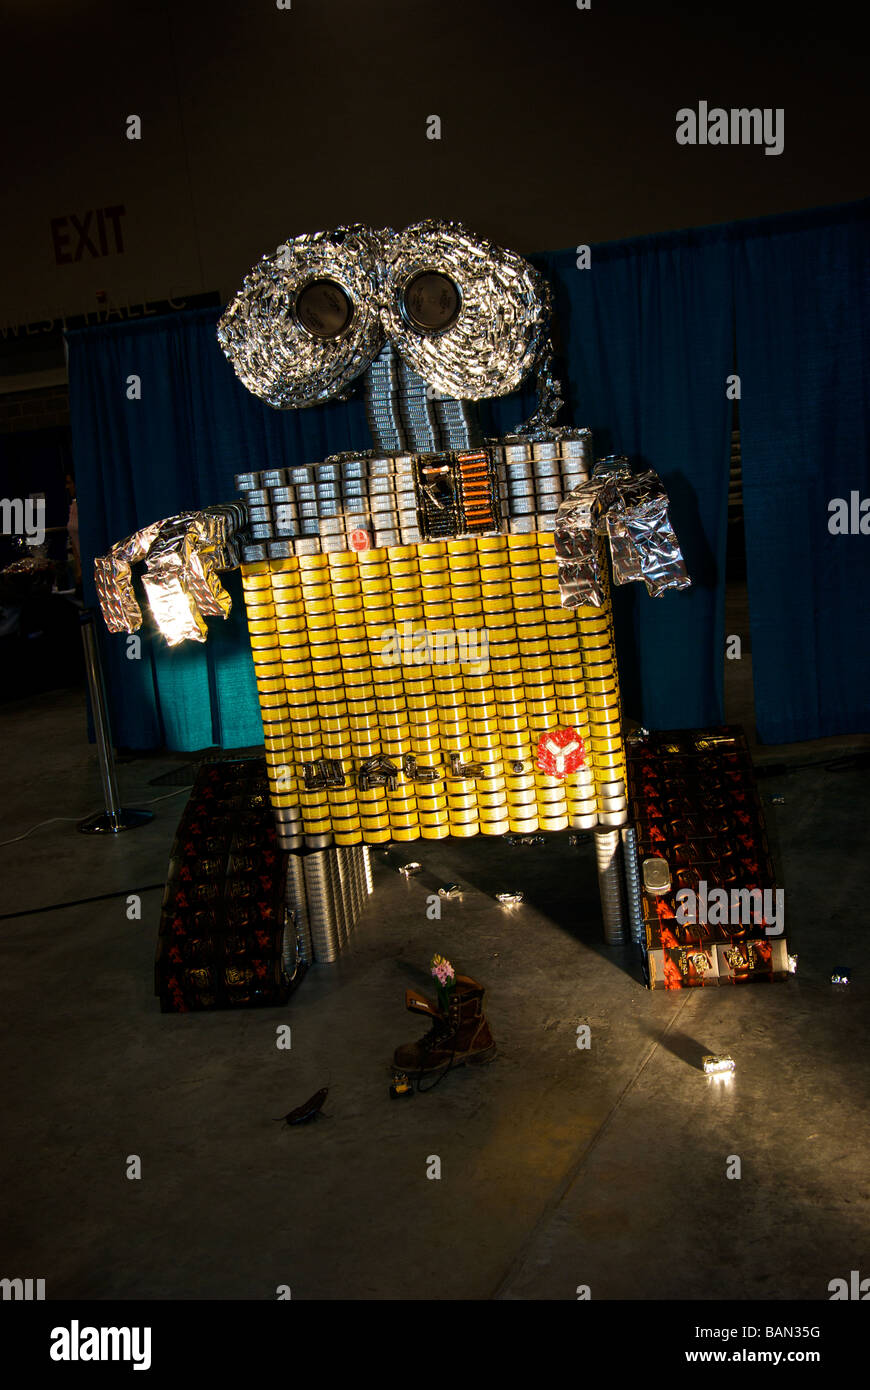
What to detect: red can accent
<box><xmin>535</xmin><ymin>727</ymin><xmax>587</xmax><ymax>777</ymax></box>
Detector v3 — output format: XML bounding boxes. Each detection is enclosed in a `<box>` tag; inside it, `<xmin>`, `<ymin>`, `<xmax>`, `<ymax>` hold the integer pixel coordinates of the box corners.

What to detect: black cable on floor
<box><xmin>0</xmin><ymin>883</ymin><xmax>166</xmax><ymax>922</ymax></box>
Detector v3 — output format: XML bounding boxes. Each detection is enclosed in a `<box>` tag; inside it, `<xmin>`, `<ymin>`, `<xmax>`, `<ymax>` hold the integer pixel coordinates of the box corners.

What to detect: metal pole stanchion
<box><xmin>78</xmin><ymin>609</ymin><xmax>153</xmax><ymax>834</ymax></box>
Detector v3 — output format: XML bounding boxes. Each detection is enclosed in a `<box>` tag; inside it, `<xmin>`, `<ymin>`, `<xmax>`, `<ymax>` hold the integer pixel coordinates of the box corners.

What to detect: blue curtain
<box><xmin>732</xmin><ymin>203</ymin><xmax>870</xmax><ymax>743</ymax></box>
<box><xmin>67</xmin><ymin>202</ymin><xmax>869</xmax><ymax>750</ymax></box>
<box><xmin>531</xmin><ymin>232</ymin><xmax>733</xmax><ymax>731</ymax></box>
<box><xmin>68</xmin><ymin>308</ymin><xmax>371</xmax><ymax>749</ymax></box>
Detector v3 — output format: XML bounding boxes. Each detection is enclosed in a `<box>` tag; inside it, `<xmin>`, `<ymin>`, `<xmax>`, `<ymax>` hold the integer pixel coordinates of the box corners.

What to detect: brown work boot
<box><xmin>392</xmin><ymin>974</ymin><xmax>497</xmax><ymax>1079</ymax></box>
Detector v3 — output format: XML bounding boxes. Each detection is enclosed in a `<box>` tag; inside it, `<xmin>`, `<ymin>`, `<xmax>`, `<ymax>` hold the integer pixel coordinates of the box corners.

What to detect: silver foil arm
<box><xmin>94</xmin><ymin>503</ymin><xmax>247</xmax><ymax>646</ymax></box>
<box><xmin>554</xmin><ymin>457</ymin><xmax>691</xmax><ymax>608</ymax></box>
<box><xmin>606</xmin><ymin>468</ymin><xmax>692</xmax><ymax>597</ymax></box>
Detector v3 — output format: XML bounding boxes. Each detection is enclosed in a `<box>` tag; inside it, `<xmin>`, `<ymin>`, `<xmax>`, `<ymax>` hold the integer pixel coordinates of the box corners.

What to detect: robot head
<box><xmin>217</xmin><ymin>220</ymin><xmax>553</xmax><ymax>410</ymax></box>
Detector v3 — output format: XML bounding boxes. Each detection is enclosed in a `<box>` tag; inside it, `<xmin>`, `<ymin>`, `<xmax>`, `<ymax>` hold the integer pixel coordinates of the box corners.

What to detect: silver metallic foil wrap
<box><xmin>553</xmin><ymin>472</ymin><xmax>614</xmax><ymax>609</ymax></box>
<box><xmin>554</xmin><ymin>458</ymin><xmax>691</xmax><ymax>608</ymax></box>
<box><xmin>217</xmin><ymin>225</ymin><xmax>385</xmax><ymax>408</ymax></box>
<box><xmin>606</xmin><ymin>469</ymin><xmax>692</xmax><ymax>598</ymax></box>
<box><xmin>511</xmin><ymin>338</ymin><xmax>565</xmax><ymax>437</ymax></box>
<box><xmin>93</xmin><ymin>519</ymin><xmax>163</xmax><ymax>634</ymax></box>
<box><xmin>381</xmin><ymin>220</ymin><xmax>551</xmax><ymax>401</ymax></box>
<box><xmin>93</xmin><ymin>504</ymin><xmax>245</xmax><ymax>646</ymax></box>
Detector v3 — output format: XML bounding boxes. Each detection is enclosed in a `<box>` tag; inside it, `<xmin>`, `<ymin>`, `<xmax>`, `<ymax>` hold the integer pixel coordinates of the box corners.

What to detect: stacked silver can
<box><xmin>288</xmin><ymin>844</ymin><xmax>373</xmax><ymax>964</ymax></box>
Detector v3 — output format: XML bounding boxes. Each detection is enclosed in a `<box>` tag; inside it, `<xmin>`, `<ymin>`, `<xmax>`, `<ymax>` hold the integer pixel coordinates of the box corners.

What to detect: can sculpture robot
<box><xmin>94</xmin><ymin>221</ymin><xmax>690</xmax><ymax>981</ymax></box>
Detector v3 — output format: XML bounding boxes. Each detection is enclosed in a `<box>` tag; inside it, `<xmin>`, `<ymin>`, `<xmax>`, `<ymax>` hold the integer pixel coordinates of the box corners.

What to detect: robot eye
<box><xmin>400</xmin><ymin>271</ymin><xmax>461</xmax><ymax>334</ymax></box>
<box><xmin>217</xmin><ymin>226</ymin><xmax>383</xmax><ymax>409</ymax></box>
<box><xmin>382</xmin><ymin>220</ymin><xmax>552</xmax><ymax>401</ymax></box>
<box><xmin>295</xmin><ymin>278</ymin><xmax>355</xmax><ymax>339</ymax></box>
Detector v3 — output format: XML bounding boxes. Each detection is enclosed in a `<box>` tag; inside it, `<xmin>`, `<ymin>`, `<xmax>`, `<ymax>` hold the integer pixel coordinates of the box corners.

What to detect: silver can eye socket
<box><xmin>400</xmin><ymin>270</ymin><xmax>461</xmax><ymax>334</ymax></box>
<box><xmin>295</xmin><ymin>278</ymin><xmax>355</xmax><ymax>339</ymax></box>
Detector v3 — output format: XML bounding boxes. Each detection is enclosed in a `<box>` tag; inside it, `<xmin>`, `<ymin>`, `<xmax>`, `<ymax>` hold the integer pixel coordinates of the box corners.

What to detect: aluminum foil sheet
<box><xmin>218</xmin><ymin>221</ymin><xmax>553</xmax><ymax>420</ymax></box>
<box><xmin>381</xmin><ymin>220</ymin><xmax>551</xmax><ymax>401</ymax></box>
<box><xmin>554</xmin><ymin>458</ymin><xmax>691</xmax><ymax>608</ymax></box>
<box><xmin>94</xmin><ymin>504</ymin><xmax>245</xmax><ymax>645</ymax></box>
<box><xmin>510</xmin><ymin>338</ymin><xmax>565</xmax><ymax>437</ymax></box>
<box><xmin>217</xmin><ymin>225</ymin><xmax>385</xmax><ymax>408</ymax></box>
<box><xmin>606</xmin><ymin>468</ymin><xmax>692</xmax><ymax>598</ymax></box>
<box><xmin>553</xmin><ymin>473</ymin><xmax>613</xmax><ymax>609</ymax></box>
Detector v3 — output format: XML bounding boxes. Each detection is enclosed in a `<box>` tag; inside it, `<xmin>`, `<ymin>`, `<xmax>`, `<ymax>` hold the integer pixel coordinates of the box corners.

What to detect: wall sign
<box><xmin>50</xmin><ymin>206</ymin><xmax>127</xmax><ymax>265</ymax></box>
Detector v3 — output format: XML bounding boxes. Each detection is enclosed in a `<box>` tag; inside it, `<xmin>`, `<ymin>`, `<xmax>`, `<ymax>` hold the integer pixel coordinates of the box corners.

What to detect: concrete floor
<box><xmin>1</xmin><ymin>668</ymin><xmax>869</xmax><ymax>1300</ymax></box>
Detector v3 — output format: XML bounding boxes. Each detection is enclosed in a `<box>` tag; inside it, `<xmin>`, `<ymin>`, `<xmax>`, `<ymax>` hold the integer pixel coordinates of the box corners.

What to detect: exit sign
<box><xmin>50</xmin><ymin>206</ymin><xmax>127</xmax><ymax>265</ymax></box>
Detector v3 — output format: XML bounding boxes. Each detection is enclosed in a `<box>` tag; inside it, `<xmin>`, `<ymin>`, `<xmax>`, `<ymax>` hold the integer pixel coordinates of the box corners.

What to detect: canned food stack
<box><xmin>383</xmin><ymin>545</ymin><xmax>423</xmax><ymax>839</ymax></box>
<box><xmin>479</xmin><ymin>534</ymin><xmax>531</xmax><ymax>834</ymax></box>
<box><xmin>235</xmin><ymin>438</ymin><xmax>595</xmax><ymax>564</ymax></box>
<box><xmin>303</xmin><ymin>555</ymin><xmax>342</xmax><ymax>843</ymax></box>
<box><xmin>241</xmin><ymin>527</ymin><xmax>619</xmax><ymax>845</ymax></box>
<box><xmin>286</xmin><ymin>839</ymin><xmax>369</xmax><ymax>961</ymax></box>
<box><xmin>434</xmin><ymin>395</ymin><xmax>481</xmax><ymax>451</ymax></box>
<box><xmin>330</xmin><ymin>550</ymin><xmax>376</xmax><ymax>842</ymax></box>
<box><xmin>271</xmin><ymin>556</ymin><xmax>309</xmax><ymax>845</ymax></box>
<box><xmin>327</xmin><ymin>851</ymin><xmax>348</xmax><ymax>954</ymax></box>
<box><xmin>540</xmin><ymin>539</ymin><xmax>597</xmax><ymax>830</ymax></box>
<box><xmin>155</xmin><ymin>759</ymin><xmax>299</xmax><ymax>1012</ymax></box>
<box><xmin>357</xmin><ymin>546</ymin><xmax>404</xmax><ymax>840</ymax></box>
<box><xmin>288</xmin><ymin>843</ymin><xmax>373</xmax><ymax>965</ymax></box>
<box><xmin>594</xmin><ymin>827</ymin><xmax>627</xmax><ymax>946</ymax></box>
<box><xmin>241</xmin><ymin>558</ymin><xmax>301</xmax><ymax>846</ymax></box>
<box><xmin>302</xmin><ymin>850</ymin><xmax>340</xmax><ymax>963</ymax></box>
<box><xmin>365</xmin><ymin>343</ymin><xmax>405</xmax><ymax>453</ymax></box>
<box><xmin>365</xmin><ymin>342</ymin><xmax>480</xmax><ymax>454</ymax></box>
<box><xmin>627</xmin><ymin>727</ymin><xmax>789</xmax><ymax>989</ymax></box>
<box><xmin>620</xmin><ymin>824</ymin><xmax>646</xmax><ymax>946</ymax></box>
<box><xmin>285</xmin><ymin>852</ymin><xmax>313</xmax><ymax>964</ymax></box>
<box><xmin>396</xmin><ymin>353</ymin><xmax>442</xmax><ymax>452</ymax></box>
<box><xmin>335</xmin><ymin>844</ymin><xmax>364</xmax><ymax>930</ymax></box>
<box><xmin>509</xmin><ymin>532</ymin><xmax>570</xmax><ymax>831</ymax></box>
<box><xmin>493</xmin><ymin>432</ymin><xmax>593</xmax><ymax>536</ymax></box>
<box><xmin>236</xmin><ymin>430</ymin><xmax>636</xmax><ymax>960</ymax></box>
<box><xmin>299</xmin><ymin>553</ymin><xmax>338</xmax><ymax>846</ymax></box>
<box><xmin>463</xmin><ymin>537</ymin><xmax>510</xmax><ymax>837</ymax></box>
<box><xmin>440</xmin><ymin>538</ymin><xmax>478</xmax><ymax>836</ymax></box>
<box><xmin>571</xmin><ymin>538</ymin><xmax>629</xmax><ymax>830</ymax></box>
<box><xmin>416</xmin><ymin>542</ymin><xmax>453</xmax><ymax>839</ymax></box>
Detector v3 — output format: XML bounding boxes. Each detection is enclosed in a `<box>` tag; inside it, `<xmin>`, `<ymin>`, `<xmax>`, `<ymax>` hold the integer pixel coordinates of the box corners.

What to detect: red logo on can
<box><xmin>350</xmin><ymin>529</ymin><xmax>370</xmax><ymax>553</ymax></box>
<box><xmin>535</xmin><ymin>728</ymin><xmax>586</xmax><ymax>777</ymax></box>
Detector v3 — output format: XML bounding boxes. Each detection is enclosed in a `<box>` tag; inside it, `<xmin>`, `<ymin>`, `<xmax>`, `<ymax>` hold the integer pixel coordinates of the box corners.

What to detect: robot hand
<box><xmin>94</xmin><ymin>504</ymin><xmax>247</xmax><ymax>646</ymax></box>
<box><xmin>554</xmin><ymin>457</ymin><xmax>691</xmax><ymax>608</ymax></box>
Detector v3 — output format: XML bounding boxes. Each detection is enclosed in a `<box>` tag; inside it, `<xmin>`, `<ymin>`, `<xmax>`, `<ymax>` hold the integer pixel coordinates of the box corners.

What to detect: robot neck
<box><xmin>363</xmin><ymin>341</ymin><xmax>481</xmax><ymax>454</ymax></box>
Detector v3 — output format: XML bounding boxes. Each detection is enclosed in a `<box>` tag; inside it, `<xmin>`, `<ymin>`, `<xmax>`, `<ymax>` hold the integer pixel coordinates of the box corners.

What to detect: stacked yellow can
<box><xmin>416</xmin><ymin>541</ymin><xmax>453</xmax><ymax>839</ymax></box>
<box><xmin>379</xmin><ymin>545</ymin><xmax>423</xmax><ymax>841</ymax></box>
<box><xmin>508</xmin><ymin>533</ymin><xmax>569</xmax><ymax>832</ymax></box>
<box><xmin>458</xmin><ymin>538</ymin><xmax>509</xmax><ymax>837</ymax></box>
<box><xmin>570</xmin><ymin>537</ymin><xmax>629</xmax><ymax>829</ymax></box>
<box><xmin>240</xmin><ymin>528</ymin><xmax>627</xmax><ymax>845</ymax></box>
<box><xmin>241</xmin><ymin>559</ymin><xmax>300</xmax><ymax>844</ymax></box>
